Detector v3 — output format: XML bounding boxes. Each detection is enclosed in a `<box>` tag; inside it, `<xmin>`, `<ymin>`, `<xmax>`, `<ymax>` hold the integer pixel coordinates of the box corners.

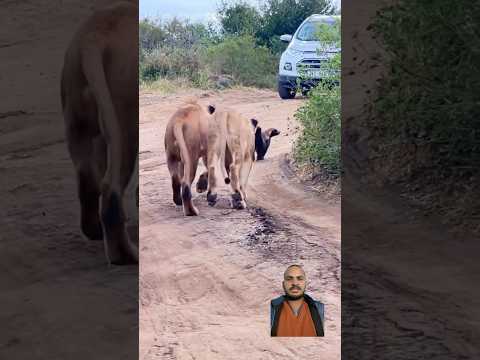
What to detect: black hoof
<box><xmin>196</xmin><ymin>174</ymin><xmax>208</xmax><ymax>193</ymax></box>
<box><xmin>207</xmin><ymin>191</ymin><xmax>218</xmax><ymax>206</ymax></box>
<box><xmin>231</xmin><ymin>192</ymin><xmax>244</xmax><ymax>209</ymax></box>
<box><xmin>82</xmin><ymin>221</ymin><xmax>103</xmax><ymax>241</ymax></box>
<box><xmin>173</xmin><ymin>195</ymin><xmax>182</xmax><ymax>206</ymax></box>
<box><xmin>110</xmin><ymin>255</ymin><xmax>137</xmax><ymax>266</ymax></box>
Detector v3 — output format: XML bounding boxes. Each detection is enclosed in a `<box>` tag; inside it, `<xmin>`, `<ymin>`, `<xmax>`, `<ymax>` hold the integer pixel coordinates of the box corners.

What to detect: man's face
<box><xmin>282</xmin><ymin>266</ymin><xmax>306</xmax><ymax>300</ymax></box>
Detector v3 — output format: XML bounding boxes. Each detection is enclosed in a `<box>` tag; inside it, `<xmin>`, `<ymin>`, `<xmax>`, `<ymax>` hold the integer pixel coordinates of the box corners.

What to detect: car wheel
<box><xmin>278</xmin><ymin>84</ymin><xmax>296</xmax><ymax>99</ymax></box>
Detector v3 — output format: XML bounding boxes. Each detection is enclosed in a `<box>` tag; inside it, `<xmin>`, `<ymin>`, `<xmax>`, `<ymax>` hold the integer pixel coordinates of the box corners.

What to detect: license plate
<box><xmin>306</xmin><ymin>70</ymin><xmax>321</xmax><ymax>79</ymax></box>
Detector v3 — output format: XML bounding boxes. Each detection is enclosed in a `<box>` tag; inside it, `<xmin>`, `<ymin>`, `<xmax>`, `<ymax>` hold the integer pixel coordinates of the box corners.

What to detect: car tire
<box><xmin>278</xmin><ymin>84</ymin><xmax>296</xmax><ymax>99</ymax></box>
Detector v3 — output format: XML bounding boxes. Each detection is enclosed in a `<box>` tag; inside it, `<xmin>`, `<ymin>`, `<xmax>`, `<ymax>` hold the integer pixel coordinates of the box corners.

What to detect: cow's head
<box><xmin>251</xmin><ymin>118</ymin><xmax>280</xmax><ymax>160</ymax></box>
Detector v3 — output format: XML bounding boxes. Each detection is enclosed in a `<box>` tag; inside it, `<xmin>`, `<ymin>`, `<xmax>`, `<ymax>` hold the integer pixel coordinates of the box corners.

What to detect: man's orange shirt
<box><xmin>276</xmin><ymin>300</ymin><xmax>317</xmax><ymax>337</ymax></box>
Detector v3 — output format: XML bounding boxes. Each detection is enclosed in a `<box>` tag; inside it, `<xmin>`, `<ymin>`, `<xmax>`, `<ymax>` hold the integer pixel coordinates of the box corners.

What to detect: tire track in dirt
<box><xmin>140</xmin><ymin>89</ymin><xmax>341</xmax><ymax>359</ymax></box>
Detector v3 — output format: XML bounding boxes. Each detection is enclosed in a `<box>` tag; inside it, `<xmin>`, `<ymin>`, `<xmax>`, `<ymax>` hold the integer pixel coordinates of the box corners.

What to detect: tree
<box><xmin>139</xmin><ymin>18</ymin><xmax>166</xmax><ymax>51</ymax></box>
<box><xmin>257</xmin><ymin>0</ymin><xmax>336</xmax><ymax>48</ymax></box>
<box><xmin>218</xmin><ymin>1</ymin><xmax>262</xmax><ymax>36</ymax></box>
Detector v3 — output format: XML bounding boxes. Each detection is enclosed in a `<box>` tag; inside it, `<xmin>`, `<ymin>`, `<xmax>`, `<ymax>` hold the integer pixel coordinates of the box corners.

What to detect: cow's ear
<box><xmin>207</xmin><ymin>105</ymin><xmax>216</xmax><ymax>114</ymax></box>
<box><xmin>250</xmin><ymin>118</ymin><xmax>258</xmax><ymax>128</ymax></box>
<box><xmin>266</xmin><ymin>128</ymin><xmax>280</xmax><ymax>137</ymax></box>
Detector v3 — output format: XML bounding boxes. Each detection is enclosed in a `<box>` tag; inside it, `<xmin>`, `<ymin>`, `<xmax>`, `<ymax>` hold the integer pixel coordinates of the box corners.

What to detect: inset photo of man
<box><xmin>271</xmin><ymin>264</ymin><xmax>325</xmax><ymax>337</ymax></box>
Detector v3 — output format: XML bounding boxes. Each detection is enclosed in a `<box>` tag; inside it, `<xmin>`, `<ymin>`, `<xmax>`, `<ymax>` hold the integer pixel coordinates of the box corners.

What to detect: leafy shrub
<box><xmin>293</xmin><ymin>18</ymin><xmax>341</xmax><ymax>175</ymax></box>
<box><xmin>369</xmin><ymin>0</ymin><xmax>480</xmax><ymax>179</ymax></box>
<box><xmin>140</xmin><ymin>46</ymin><xmax>201</xmax><ymax>80</ymax></box>
<box><xmin>139</xmin><ymin>18</ymin><xmax>220</xmax><ymax>87</ymax></box>
<box><xmin>256</xmin><ymin>0</ymin><xmax>336</xmax><ymax>51</ymax></box>
<box><xmin>202</xmin><ymin>35</ymin><xmax>277</xmax><ymax>88</ymax></box>
<box><xmin>217</xmin><ymin>1</ymin><xmax>262</xmax><ymax>36</ymax></box>
<box><xmin>294</xmin><ymin>81</ymin><xmax>341</xmax><ymax>174</ymax></box>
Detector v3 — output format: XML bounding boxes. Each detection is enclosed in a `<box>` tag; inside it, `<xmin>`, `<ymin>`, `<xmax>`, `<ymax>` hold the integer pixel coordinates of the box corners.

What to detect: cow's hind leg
<box><xmin>167</xmin><ymin>156</ymin><xmax>182</xmax><ymax>205</ymax></box>
<box><xmin>239</xmin><ymin>155</ymin><xmax>253</xmax><ymax>205</ymax></box>
<box><xmin>224</xmin><ymin>145</ymin><xmax>232</xmax><ymax>182</ymax></box>
<box><xmin>206</xmin><ymin>152</ymin><xmax>219</xmax><ymax>206</ymax></box>
<box><xmin>196</xmin><ymin>156</ymin><xmax>208</xmax><ymax>194</ymax></box>
<box><xmin>78</xmin><ymin>158</ymin><xmax>103</xmax><ymax>240</ymax></box>
<box><xmin>65</xmin><ymin>104</ymin><xmax>103</xmax><ymax>241</ymax></box>
<box><xmin>229</xmin><ymin>153</ymin><xmax>246</xmax><ymax>210</ymax></box>
<box><xmin>181</xmin><ymin>157</ymin><xmax>199</xmax><ymax>216</ymax></box>
<box><xmin>100</xmin><ymin>107</ymin><xmax>138</xmax><ymax>265</ymax></box>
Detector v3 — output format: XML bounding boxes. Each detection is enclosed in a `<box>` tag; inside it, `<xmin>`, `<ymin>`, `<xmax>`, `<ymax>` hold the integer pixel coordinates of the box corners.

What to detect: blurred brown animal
<box><xmin>164</xmin><ymin>100</ymin><xmax>216</xmax><ymax>216</ymax></box>
<box><xmin>205</xmin><ymin>109</ymin><xmax>256</xmax><ymax>210</ymax></box>
<box><xmin>61</xmin><ymin>1</ymin><xmax>138</xmax><ymax>265</ymax></box>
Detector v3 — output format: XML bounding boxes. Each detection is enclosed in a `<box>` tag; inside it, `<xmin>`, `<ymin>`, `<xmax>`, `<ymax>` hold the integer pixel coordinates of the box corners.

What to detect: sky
<box><xmin>140</xmin><ymin>0</ymin><xmax>341</xmax><ymax>24</ymax></box>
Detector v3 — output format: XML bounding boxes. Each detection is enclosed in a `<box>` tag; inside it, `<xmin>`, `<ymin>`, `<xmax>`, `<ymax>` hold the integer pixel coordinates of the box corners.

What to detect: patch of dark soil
<box><xmin>244</xmin><ymin>207</ymin><xmax>329</xmax><ymax>263</ymax></box>
<box><xmin>245</xmin><ymin>207</ymin><xmax>279</xmax><ymax>246</ymax></box>
<box><xmin>243</xmin><ymin>206</ymin><xmax>302</xmax><ymax>263</ymax></box>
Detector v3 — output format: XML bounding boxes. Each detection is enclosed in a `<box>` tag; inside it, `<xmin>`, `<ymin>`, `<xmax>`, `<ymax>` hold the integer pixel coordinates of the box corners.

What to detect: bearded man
<box><xmin>270</xmin><ymin>264</ymin><xmax>325</xmax><ymax>337</ymax></box>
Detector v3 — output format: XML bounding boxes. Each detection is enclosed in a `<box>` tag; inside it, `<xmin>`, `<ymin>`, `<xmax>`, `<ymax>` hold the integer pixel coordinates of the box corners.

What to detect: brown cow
<box><xmin>205</xmin><ymin>109</ymin><xmax>257</xmax><ymax>210</ymax></box>
<box><xmin>164</xmin><ymin>100</ymin><xmax>216</xmax><ymax>216</ymax></box>
<box><xmin>61</xmin><ymin>1</ymin><xmax>138</xmax><ymax>265</ymax></box>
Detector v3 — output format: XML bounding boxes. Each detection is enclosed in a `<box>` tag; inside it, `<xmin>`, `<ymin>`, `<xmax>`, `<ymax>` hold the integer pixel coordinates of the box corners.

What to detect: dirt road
<box><xmin>139</xmin><ymin>88</ymin><xmax>341</xmax><ymax>359</ymax></box>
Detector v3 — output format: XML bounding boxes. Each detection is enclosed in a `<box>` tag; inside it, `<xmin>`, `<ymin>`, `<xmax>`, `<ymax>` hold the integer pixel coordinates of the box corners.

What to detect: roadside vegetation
<box><xmin>293</xmin><ymin>17</ymin><xmax>341</xmax><ymax>179</ymax></box>
<box><xmin>367</xmin><ymin>0</ymin><xmax>480</xmax><ymax>233</ymax></box>
<box><xmin>139</xmin><ymin>0</ymin><xmax>337</xmax><ymax>89</ymax></box>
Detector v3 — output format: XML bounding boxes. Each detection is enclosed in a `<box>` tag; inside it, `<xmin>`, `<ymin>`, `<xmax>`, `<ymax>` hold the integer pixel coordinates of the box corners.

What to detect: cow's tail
<box><xmin>218</xmin><ymin>112</ymin><xmax>230</xmax><ymax>185</ymax></box>
<box><xmin>81</xmin><ymin>45</ymin><xmax>123</xmax><ymax>195</ymax></box>
<box><xmin>173</xmin><ymin>122</ymin><xmax>192</xmax><ymax>185</ymax></box>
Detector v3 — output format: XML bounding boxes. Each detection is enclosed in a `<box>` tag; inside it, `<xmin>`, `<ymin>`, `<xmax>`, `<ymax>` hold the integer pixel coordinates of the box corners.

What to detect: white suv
<box><xmin>278</xmin><ymin>14</ymin><xmax>340</xmax><ymax>99</ymax></box>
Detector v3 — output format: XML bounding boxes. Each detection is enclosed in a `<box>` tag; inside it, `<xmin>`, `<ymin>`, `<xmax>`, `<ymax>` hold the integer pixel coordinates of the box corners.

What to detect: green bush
<box><xmin>369</xmin><ymin>0</ymin><xmax>480</xmax><ymax>178</ymax></box>
<box><xmin>294</xmin><ymin>82</ymin><xmax>341</xmax><ymax>174</ymax></box>
<box><xmin>140</xmin><ymin>46</ymin><xmax>200</xmax><ymax>79</ymax></box>
<box><xmin>139</xmin><ymin>18</ymin><xmax>166</xmax><ymax>52</ymax></box>
<box><xmin>293</xmin><ymin>18</ymin><xmax>341</xmax><ymax>175</ymax></box>
<box><xmin>256</xmin><ymin>0</ymin><xmax>336</xmax><ymax>51</ymax></box>
<box><xmin>202</xmin><ymin>35</ymin><xmax>277</xmax><ymax>88</ymax></box>
<box><xmin>139</xmin><ymin>18</ymin><xmax>219</xmax><ymax>86</ymax></box>
<box><xmin>218</xmin><ymin>1</ymin><xmax>262</xmax><ymax>36</ymax></box>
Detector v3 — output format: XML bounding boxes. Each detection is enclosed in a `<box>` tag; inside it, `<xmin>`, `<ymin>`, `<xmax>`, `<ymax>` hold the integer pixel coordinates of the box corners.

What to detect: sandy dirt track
<box><xmin>139</xmin><ymin>88</ymin><xmax>341</xmax><ymax>359</ymax></box>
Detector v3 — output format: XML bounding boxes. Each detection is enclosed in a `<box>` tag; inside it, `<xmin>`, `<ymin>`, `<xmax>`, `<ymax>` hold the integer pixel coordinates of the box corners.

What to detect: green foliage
<box><xmin>140</xmin><ymin>46</ymin><xmax>201</xmax><ymax>81</ymax></box>
<box><xmin>217</xmin><ymin>1</ymin><xmax>262</xmax><ymax>36</ymax></box>
<box><xmin>315</xmin><ymin>17</ymin><xmax>340</xmax><ymax>46</ymax></box>
<box><xmin>139</xmin><ymin>19</ymin><xmax>276</xmax><ymax>89</ymax></box>
<box><xmin>294</xmin><ymin>18</ymin><xmax>341</xmax><ymax>174</ymax></box>
<box><xmin>139</xmin><ymin>18</ymin><xmax>166</xmax><ymax>52</ymax></box>
<box><xmin>294</xmin><ymin>81</ymin><xmax>341</xmax><ymax>174</ymax></box>
<box><xmin>369</xmin><ymin>0</ymin><xmax>480</xmax><ymax>178</ymax></box>
<box><xmin>139</xmin><ymin>18</ymin><xmax>219</xmax><ymax>85</ymax></box>
<box><xmin>297</xmin><ymin>18</ymin><xmax>341</xmax><ymax>83</ymax></box>
<box><xmin>138</xmin><ymin>0</ymin><xmax>339</xmax><ymax>91</ymax></box>
<box><xmin>202</xmin><ymin>35</ymin><xmax>277</xmax><ymax>88</ymax></box>
<box><xmin>256</xmin><ymin>0</ymin><xmax>336</xmax><ymax>52</ymax></box>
